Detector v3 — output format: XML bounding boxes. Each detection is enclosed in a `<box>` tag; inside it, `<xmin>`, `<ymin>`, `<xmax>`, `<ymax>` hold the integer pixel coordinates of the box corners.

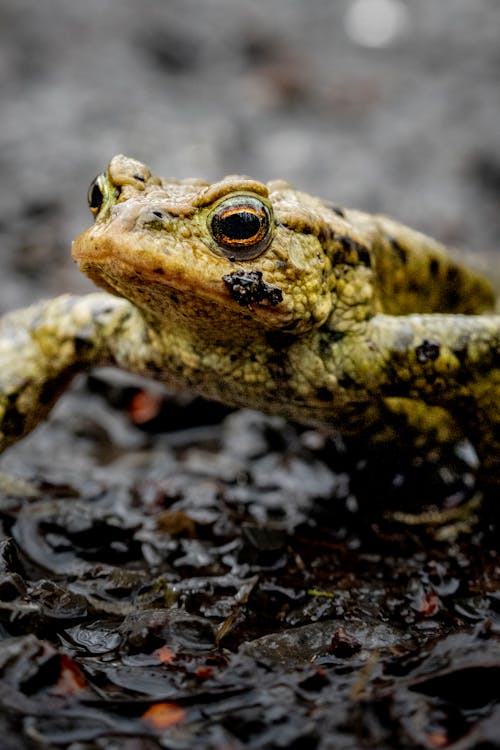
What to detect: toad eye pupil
<box><xmin>87</xmin><ymin>175</ymin><xmax>105</xmax><ymax>216</ymax></box>
<box><xmin>209</xmin><ymin>194</ymin><xmax>274</xmax><ymax>260</ymax></box>
<box><xmin>89</xmin><ymin>183</ymin><xmax>102</xmax><ymax>209</ymax></box>
<box><xmin>219</xmin><ymin>211</ymin><xmax>261</xmax><ymax>240</ymax></box>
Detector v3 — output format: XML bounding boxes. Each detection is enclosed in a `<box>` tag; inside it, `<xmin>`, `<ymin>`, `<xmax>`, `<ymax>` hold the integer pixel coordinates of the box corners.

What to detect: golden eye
<box><xmin>87</xmin><ymin>173</ymin><xmax>106</xmax><ymax>216</ymax></box>
<box><xmin>209</xmin><ymin>194</ymin><xmax>273</xmax><ymax>259</ymax></box>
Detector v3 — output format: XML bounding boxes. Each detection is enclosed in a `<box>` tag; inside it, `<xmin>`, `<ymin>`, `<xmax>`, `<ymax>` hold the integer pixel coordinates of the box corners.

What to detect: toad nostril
<box><xmin>140</xmin><ymin>207</ymin><xmax>175</xmax><ymax>228</ymax></box>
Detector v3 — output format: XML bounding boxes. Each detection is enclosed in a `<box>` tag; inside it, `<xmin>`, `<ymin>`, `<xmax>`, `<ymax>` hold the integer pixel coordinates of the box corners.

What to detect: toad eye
<box><xmin>209</xmin><ymin>194</ymin><xmax>274</xmax><ymax>259</ymax></box>
<box><xmin>87</xmin><ymin>173</ymin><xmax>106</xmax><ymax>216</ymax></box>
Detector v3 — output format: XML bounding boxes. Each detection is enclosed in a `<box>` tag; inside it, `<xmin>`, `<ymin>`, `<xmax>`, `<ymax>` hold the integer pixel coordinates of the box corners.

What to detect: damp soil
<box><xmin>0</xmin><ymin>372</ymin><xmax>499</xmax><ymax>750</ymax></box>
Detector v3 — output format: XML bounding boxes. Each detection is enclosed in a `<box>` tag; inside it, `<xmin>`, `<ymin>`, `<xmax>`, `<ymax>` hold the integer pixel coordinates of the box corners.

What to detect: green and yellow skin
<box><xmin>0</xmin><ymin>155</ymin><xmax>499</xmax><ymax>477</ymax></box>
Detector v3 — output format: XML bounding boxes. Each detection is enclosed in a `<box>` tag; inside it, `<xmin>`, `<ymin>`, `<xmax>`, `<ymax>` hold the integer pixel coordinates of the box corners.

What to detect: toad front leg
<box><xmin>0</xmin><ymin>293</ymin><xmax>154</xmax><ymax>452</ymax></box>
<box><xmin>1</xmin><ymin>294</ymin><xmax>499</xmax><ymax>483</ymax></box>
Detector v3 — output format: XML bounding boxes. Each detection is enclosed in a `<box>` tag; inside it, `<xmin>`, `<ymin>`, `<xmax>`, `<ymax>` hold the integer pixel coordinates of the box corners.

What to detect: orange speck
<box><xmin>129</xmin><ymin>390</ymin><xmax>162</xmax><ymax>424</ymax></box>
<box><xmin>195</xmin><ymin>665</ymin><xmax>214</xmax><ymax>680</ymax></box>
<box><xmin>152</xmin><ymin>644</ymin><xmax>175</xmax><ymax>664</ymax></box>
<box><xmin>418</xmin><ymin>592</ymin><xmax>440</xmax><ymax>617</ymax></box>
<box><xmin>427</xmin><ymin>731</ymin><xmax>449</xmax><ymax>747</ymax></box>
<box><xmin>142</xmin><ymin>703</ymin><xmax>186</xmax><ymax>730</ymax></box>
<box><xmin>51</xmin><ymin>654</ymin><xmax>86</xmax><ymax>696</ymax></box>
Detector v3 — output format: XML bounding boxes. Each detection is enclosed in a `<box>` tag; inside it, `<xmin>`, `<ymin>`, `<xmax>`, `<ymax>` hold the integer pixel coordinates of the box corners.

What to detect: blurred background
<box><xmin>1</xmin><ymin>0</ymin><xmax>499</xmax><ymax>314</ymax></box>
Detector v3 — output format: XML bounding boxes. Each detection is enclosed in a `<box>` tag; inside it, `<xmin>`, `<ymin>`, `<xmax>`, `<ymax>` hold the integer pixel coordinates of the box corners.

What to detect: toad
<box><xmin>0</xmin><ymin>155</ymin><xmax>499</xmax><ymax>477</ymax></box>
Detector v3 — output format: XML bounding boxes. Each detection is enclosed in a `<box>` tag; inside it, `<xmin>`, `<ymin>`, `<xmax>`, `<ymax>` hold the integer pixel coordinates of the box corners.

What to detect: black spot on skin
<box><xmin>152</xmin><ymin>210</ymin><xmax>164</xmax><ymax>218</ymax></box>
<box><xmin>338</xmin><ymin>374</ymin><xmax>356</xmax><ymax>390</ymax></box>
<box><xmin>317</xmin><ymin>227</ymin><xmax>370</xmax><ymax>265</ymax></box>
<box><xmin>3</xmin><ymin>406</ymin><xmax>26</xmax><ymax>437</ymax></box>
<box><xmin>134</xmin><ymin>173</ymin><xmax>146</xmax><ymax>182</ymax></box>
<box><xmin>153</xmin><ymin>267</ymin><xmax>165</xmax><ymax>274</ymax></box>
<box><xmin>408</xmin><ymin>279</ymin><xmax>420</xmax><ymax>293</ymax></box>
<box><xmin>280</xmin><ymin>220</ymin><xmax>312</xmax><ymax>236</ymax></box>
<box><xmin>415</xmin><ymin>339</ymin><xmax>441</xmax><ymax>364</ymax></box>
<box><xmin>338</xmin><ymin>235</ymin><xmax>371</xmax><ymax>267</ymax></box>
<box><xmin>445</xmin><ymin>287</ymin><xmax>461</xmax><ymax>309</ymax></box>
<box><xmin>316</xmin><ymin>387</ymin><xmax>333</xmax><ymax>402</ymax></box>
<box><xmin>318</xmin><ymin>330</ymin><xmax>345</xmax><ymax>358</ymax></box>
<box><xmin>316</xmin><ymin>225</ymin><xmax>336</xmax><ymax>244</ymax></box>
<box><xmin>429</xmin><ymin>258</ymin><xmax>440</xmax><ymax>277</ymax></box>
<box><xmin>390</xmin><ymin>237</ymin><xmax>407</xmax><ymax>265</ymax></box>
<box><xmin>329</xmin><ymin>330</ymin><xmax>346</xmax><ymax>345</ymax></box>
<box><xmin>73</xmin><ymin>336</ymin><xmax>94</xmax><ymax>357</ymax></box>
<box><xmin>222</xmin><ymin>270</ymin><xmax>283</xmax><ymax>307</ymax></box>
<box><xmin>356</xmin><ymin>245</ymin><xmax>371</xmax><ymax>267</ymax></box>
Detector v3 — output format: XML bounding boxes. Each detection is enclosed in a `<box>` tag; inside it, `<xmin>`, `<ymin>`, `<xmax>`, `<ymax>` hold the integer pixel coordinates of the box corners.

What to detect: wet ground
<box><xmin>1</xmin><ymin>387</ymin><xmax>500</xmax><ymax>749</ymax></box>
<box><xmin>1</xmin><ymin>1</ymin><xmax>500</xmax><ymax>748</ymax></box>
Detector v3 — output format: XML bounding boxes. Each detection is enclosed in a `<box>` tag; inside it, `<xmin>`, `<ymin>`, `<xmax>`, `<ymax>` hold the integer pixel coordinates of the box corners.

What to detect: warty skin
<box><xmin>0</xmin><ymin>155</ymin><xmax>499</xmax><ymax>479</ymax></box>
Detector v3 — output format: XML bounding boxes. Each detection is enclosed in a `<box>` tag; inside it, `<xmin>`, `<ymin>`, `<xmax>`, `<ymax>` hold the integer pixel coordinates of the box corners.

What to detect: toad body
<box><xmin>0</xmin><ymin>155</ymin><xmax>499</xmax><ymax>477</ymax></box>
